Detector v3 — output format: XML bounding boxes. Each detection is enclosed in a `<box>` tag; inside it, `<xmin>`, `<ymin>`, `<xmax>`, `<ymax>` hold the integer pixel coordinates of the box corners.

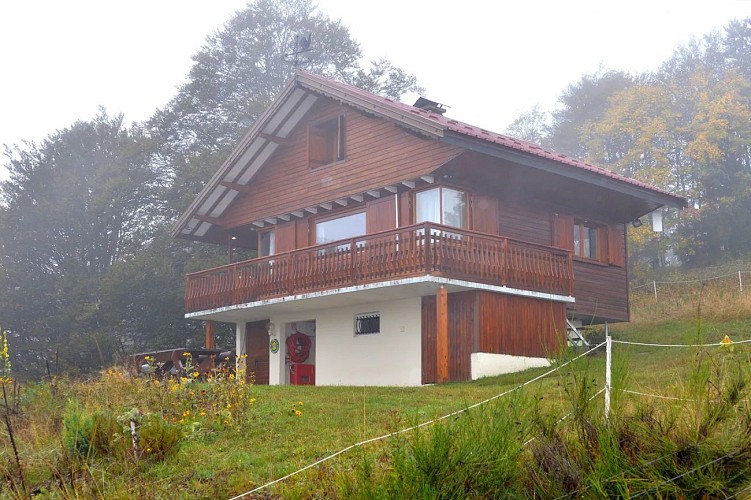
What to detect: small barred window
<box><xmin>355</xmin><ymin>312</ymin><xmax>380</xmax><ymax>335</ymax></box>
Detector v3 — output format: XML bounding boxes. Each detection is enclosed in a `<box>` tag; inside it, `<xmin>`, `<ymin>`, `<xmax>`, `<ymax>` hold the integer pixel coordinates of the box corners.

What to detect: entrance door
<box><xmin>245</xmin><ymin>320</ymin><xmax>270</xmax><ymax>384</ymax></box>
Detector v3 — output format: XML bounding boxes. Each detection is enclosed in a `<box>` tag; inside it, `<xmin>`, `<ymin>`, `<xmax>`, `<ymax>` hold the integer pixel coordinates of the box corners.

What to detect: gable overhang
<box><xmin>173</xmin><ymin>72</ymin><xmax>448</xmax><ymax>242</ymax></box>
<box><xmin>173</xmin><ymin>80</ymin><xmax>320</xmax><ymax>240</ymax></box>
<box><xmin>441</xmin><ymin>132</ymin><xmax>686</xmax><ymax>220</ymax></box>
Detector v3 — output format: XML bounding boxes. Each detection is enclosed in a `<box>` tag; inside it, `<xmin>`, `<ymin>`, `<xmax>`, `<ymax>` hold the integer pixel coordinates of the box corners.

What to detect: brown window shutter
<box><xmin>309</xmin><ymin>126</ymin><xmax>327</xmax><ymax>167</ymax></box>
<box><xmin>275</xmin><ymin>221</ymin><xmax>296</xmax><ymax>253</ymax></box>
<box><xmin>607</xmin><ymin>223</ymin><xmax>625</xmax><ymax>267</ymax></box>
<box><xmin>471</xmin><ymin>194</ymin><xmax>499</xmax><ymax>234</ymax></box>
<box><xmin>597</xmin><ymin>226</ymin><xmax>609</xmax><ymax>262</ymax></box>
<box><xmin>337</xmin><ymin>115</ymin><xmax>346</xmax><ymax>161</ymax></box>
<box><xmin>551</xmin><ymin>213</ymin><xmax>574</xmax><ymax>249</ymax></box>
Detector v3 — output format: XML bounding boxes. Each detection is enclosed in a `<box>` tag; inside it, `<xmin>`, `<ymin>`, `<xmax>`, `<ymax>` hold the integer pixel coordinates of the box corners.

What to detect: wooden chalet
<box><xmin>173</xmin><ymin>71</ymin><xmax>685</xmax><ymax>386</ymax></box>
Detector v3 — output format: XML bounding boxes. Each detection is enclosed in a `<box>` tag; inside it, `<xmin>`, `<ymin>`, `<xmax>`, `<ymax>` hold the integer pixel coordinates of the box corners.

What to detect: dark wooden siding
<box><xmin>422</xmin><ymin>291</ymin><xmax>475</xmax><ymax>383</ymax></box>
<box><xmin>571</xmin><ymin>261</ymin><xmax>629</xmax><ymax>322</ymax></box>
<box><xmin>222</xmin><ymin>100</ymin><xmax>462</xmax><ymax>228</ymax></box>
<box><xmin>549</xmin><ymin>212</ymin><xmax>629</xmax><ymax>323</ymax></box>
<box><xmin>500</xmin><ymin>203</ymin><xmax>552</xmax><ymax>246</ymax></box>
<box><xmin>477</xmin><ymin>292</ymin><xmax>566</xmax><ymax>358</ymax></box>
<box><xmin>421</xmin><ymin>291</ymin><xmax>566</xmax><ymax>383</ymax></box>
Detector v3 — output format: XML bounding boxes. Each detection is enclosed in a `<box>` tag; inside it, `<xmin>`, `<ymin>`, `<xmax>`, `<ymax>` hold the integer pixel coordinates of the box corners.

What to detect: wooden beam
<box><xmin>436</xmin><ymin>286</ymin><xmax>449</xmax><ymax>383</ymax></box>
<box><xmin>205</xmin><ymin>320</ymin><xmax>216</xmax><ymax>350</ymax></box>
<box><xmin>350</xmin><ymin>194</ymin><xmax>364</xmax><ymax>203</ymax></box>
<box><xmin>194</xmin><ymin>214</ymin><xmax>225</xmax><ymax>226</ymax></box>
<box><xmin>420</xmin><ymin>175</ymin><xmax>435</xmax><ymax>184</ymax></box>
<box><xmin>220</xmin><ymin>181</ymin><xmax>254</xmax><ymax>194</ymax></box>
<box><xmin>401</xmin><ymin>180</ymin><xmax>416</xmax><ymax>189</ymax></box>
<box><xmin>259</xmin><ymin>133</ymin><xmax>292</xmax><ymax>146</ymax></box>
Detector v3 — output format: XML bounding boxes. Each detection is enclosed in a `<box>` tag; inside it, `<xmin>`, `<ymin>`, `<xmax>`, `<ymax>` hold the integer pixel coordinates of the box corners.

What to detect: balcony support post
<box><xmin>205</xmin><ymin>320</ymin><xmax>216</xmax><ymax>349</ymax></box>
<box><xmin>436</xmin><ymin>285</ymin><xmax>449</xmax><ymax>383</ymax></box>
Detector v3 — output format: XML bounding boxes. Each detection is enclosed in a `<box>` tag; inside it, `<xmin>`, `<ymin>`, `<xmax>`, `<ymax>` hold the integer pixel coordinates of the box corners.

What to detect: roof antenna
<box><xmin>284</xmin><ymin>33</ymin><xmax>313</xmax><ymax>68</ymax></box>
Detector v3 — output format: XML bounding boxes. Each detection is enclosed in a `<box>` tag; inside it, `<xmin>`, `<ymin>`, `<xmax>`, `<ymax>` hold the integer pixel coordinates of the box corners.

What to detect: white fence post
<box><xmin>605</xmin><ymin>334</ymin><xmax>612</xmax><ymax>422</ymax></box>
<box><xmin>739</xmin><ymin>271</ymin><xmax>743</xmax><ymax>293</ymax></box>
<box><xmin>653</xmin><ymin>281</ymin><xmax>658</xmax><ymax>301</ymax></box>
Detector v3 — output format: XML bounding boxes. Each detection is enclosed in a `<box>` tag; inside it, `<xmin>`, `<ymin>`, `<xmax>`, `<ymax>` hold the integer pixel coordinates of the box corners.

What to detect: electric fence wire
<box><xmin>622</xmin><ymin>388</ymin><xmax>750</xmax><ymax>403</ymax></box>
<box><xmin>724</xmin><ymin>481</ymin><xmax>751</xmax><ymax>499</ymax></box>
<box><xmin>631</xmin><ymin>270</ymin><xmax>750</xmax><ymax>289</ymax></box>
<box><xmin>227</xmin><ymin>341</ymin><xmax>607</xmax><ymax>499</ymax></box>
<box><xmin>630</xmin><ymin>451</ymin><xmax>737</xmax><ymax>499</ymax></box>
<box><xmin>522</xmin><ymin>387</ymin><xmax>605</xmax><ymax>447</ymax></box>
<box><xmin>552</xmin><ymin>450</ymin><xmax>681</xmax><ymax>500</ymax></box>
<box><xmin>612</xmin><ymin>338</ymin><xmax>751</xmax><ymax>348</ymax></box>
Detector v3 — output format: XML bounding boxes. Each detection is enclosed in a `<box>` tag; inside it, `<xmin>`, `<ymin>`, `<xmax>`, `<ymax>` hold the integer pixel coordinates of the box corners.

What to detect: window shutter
<box><xmin>337</xmin><ymin>115</ymin><xmax>346</xmax><ymax>161</ymax></box>
<box><xmin>309</xmin><ymin>126</ymin><xmax>327</xmax><ymax>167</ymax></box>
<box><xmin>607</xmin><ymin>223</ymin><xmax>625</xmax><ymax>267</ymax></box>
<box><xmin>551</xmin><ymin>213</ymin><xmax>574</xmax><ymax>249</ymax></box>
<box><xmin>597</xmin><ymin>226</ymin><xmax>609</xmax><ymax>262</ymax></box>
<box><xmin>471</xmin><ymin>194</ymin><xmax>499</xmax><ymax>234</ymax></box>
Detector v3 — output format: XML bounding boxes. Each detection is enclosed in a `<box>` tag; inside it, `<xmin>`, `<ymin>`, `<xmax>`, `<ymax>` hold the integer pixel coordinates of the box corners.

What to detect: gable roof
<box><xmin>174</xmin><ymin>70</ymin><xmax>685</xmax><ymax>241</ymax></box>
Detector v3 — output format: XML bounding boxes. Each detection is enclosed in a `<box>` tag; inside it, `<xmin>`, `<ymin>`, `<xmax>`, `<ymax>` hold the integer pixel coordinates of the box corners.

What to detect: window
<box><xmin>355</xmin><ymin>312</ymin><xmax>380</xmax><ymax>335</ymax></box>
<box><xmin>258</xmin><ymin>229</ymin><xmax>275</xmax><ymax>257</ymax></box>
<box><xmin>309</xmin><ymin>115</ymin><xmax>345</xmax><ymax>167</ymax></box>
<box><xmin>415</xmin><ymin>187</ymin><xmax>467</xmax><ymax>228</ymax></box>
<box><xmin>574</xmin><ymin>221</ymin><xmax>599</xmax><ymax>259</ymax></box>
<box><xmin>315</xmin><ymin>211</ymin><xmax>366</xmax><ymax>252</ymax></box>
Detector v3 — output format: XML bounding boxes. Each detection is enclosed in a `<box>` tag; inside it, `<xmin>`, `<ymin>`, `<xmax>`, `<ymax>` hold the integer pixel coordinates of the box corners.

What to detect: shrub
<box><xmin>138</xmin><ymin>413</ymin><xmax>183</xmax><ymax>461</ymax></box>
<box><xmin>63</xmin><ymin>403</ymin><xmax>124</xmax><ymax>460</ymax></box>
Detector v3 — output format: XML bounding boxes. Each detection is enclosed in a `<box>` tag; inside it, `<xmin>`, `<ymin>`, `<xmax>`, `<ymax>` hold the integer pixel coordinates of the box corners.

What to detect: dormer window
<box><xmin>309</xmin><ymin>114</ymin><xmax>345</xmax><ymax>168</ymax></box>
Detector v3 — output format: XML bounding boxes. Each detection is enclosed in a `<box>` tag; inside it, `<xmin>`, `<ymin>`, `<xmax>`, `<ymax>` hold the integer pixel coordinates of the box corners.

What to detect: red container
<box><xmin>290</xmin><ymin>363</ymin><xmax>315</xmax><ymax>385</ymax></box>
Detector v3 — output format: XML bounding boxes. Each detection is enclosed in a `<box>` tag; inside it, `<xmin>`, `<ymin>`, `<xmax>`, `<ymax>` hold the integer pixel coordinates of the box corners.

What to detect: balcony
<box><xmin>185</xmin><ymin>222</ymin><xmax>574</xmax><ymax>314</ymax></box>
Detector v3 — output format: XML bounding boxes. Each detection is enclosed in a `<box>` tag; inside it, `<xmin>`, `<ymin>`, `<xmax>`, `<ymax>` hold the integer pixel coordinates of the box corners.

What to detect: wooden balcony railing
<box><xmin>185</xmin><ymin>222</ymin><xmax>574</xmax><ymax>313</ymax></box>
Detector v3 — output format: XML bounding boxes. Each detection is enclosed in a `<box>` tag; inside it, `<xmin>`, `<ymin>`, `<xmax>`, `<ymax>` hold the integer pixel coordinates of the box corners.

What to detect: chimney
<box><xmin>413</xmin><ymin>97</ymin><xmax>447</xmax><ymax>115</ymax></box>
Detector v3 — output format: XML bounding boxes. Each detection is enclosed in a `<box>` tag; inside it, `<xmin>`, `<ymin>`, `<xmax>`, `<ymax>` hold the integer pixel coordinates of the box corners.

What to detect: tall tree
<box><xmin>0</xmin><ymin>112</ymin><xmax>162</xmax><ymax>375</ymax></box>
<box><xmin>149</xmin><ymin>0</ymin><xmax>423</xmax><ymax>213</ymax></box>
<box><xmin>504</xmin><ymin>105</ymin><xmax>550</xmax><ymax>145</ymax></box>
<box><xmin>547</xmin><ymin>69</ymin><xmax>635</xmax><ymax>158</ymax></box>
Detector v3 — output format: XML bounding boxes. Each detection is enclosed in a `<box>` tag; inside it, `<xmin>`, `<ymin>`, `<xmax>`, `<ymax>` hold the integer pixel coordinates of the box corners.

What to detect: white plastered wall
<box><xmin>266</xmin><ymin>296</ymin><xmax>422</xmax><ymax>386</ymax></box>
<box><xmin>470</xmin><ymin>352</ymin><xmax>550</xmax><ymax>380</ymax></box>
